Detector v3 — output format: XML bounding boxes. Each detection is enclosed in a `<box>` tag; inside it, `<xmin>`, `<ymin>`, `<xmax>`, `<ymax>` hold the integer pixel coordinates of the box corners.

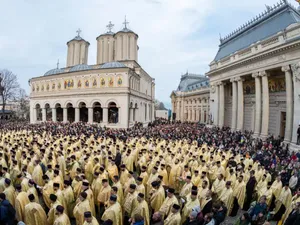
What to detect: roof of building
<box><xmin>67</xmin><ymin>35</ymin><xmax>90</xmax><ymax>45</ymax></box>
<box><xmin>96</xmin><ymin>31</ymin><xmax>115</xmax><ymax>39</ymax></box>
<box><xmin>214</xmin><ymin>1</ymin><xmax>300</xmax><ymax>61</ymax></box>
<box><xmin>69</xmin><ymin>64</ymin><xmax>93</xmax><ymax>72</ymax></box>
<box><xmin>44</xmin><ymin>68</ymin><xmax>65</xmax><ymax>76</ymax></box>
<box><xmin>115</xmin><ymin>27</ymin><xmax>138</xmax><ymax>37</ymax></box>
<box><xmin>100</xmin><ymin>61</ymin><xmax>127</xmax><ymax>69</ymax></box>
<box><xmin>177</xmin><ymin>73</ymin><xmax>209</xmax><ymax>92</ymax></box>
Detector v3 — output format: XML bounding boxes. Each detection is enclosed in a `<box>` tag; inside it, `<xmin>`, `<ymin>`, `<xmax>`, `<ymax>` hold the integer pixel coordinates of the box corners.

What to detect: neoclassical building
<box><xmin>29</xmin><ymin>20</ymin><xmax>155</xmax><ymax>128</ymax></box>
<box><xmin>170</xmin><ymin>73</ymin><xmax>210</xmax><ymax>123</ymax></box>
<box><xmin>206</xmin><ymin>1</ymin><xmax>300</xmax><ymax>151</ymax></box>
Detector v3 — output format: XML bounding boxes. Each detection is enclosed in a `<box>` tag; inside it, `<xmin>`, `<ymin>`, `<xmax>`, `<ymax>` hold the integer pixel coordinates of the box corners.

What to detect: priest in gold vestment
<box><xmin>24</xmin><ymin>194</ymin><xmax>48</xmax><ymax>225</ymax></box>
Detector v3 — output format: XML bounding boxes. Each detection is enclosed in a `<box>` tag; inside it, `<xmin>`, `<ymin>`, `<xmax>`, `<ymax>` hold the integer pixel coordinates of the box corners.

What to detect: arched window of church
<box><xmin>46</xmin><ymin>83</ymin><xmax>50</xmax><ymax>91</ymax></box>
<box><xmin>52</xmin><ymin>83</ymin><xmax>55</xmax><ymax>90</ymax></box>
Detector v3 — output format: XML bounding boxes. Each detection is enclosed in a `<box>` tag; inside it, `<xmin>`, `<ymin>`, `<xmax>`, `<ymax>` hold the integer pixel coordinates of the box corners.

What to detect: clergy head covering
<box><xmin>137</xmin><ymin>177</ymin><xmax>143</xmax><ymax>182</ymax></box>
<box><xmin>0</xmin><ymin>193</ymin><xmax>5</xmax><ymax>200</ymax></box>
<box><xmin>129</xmin><ymin>184</ymin><xmax>136</xmax><ymax>190</ymax></box>
<box><xmin>172</xmin><ymin>204</ymin><xmax>180</xmax><ymax>210</ymax></box>
<box><xmin>151</xmin><ymin>181</ymin><xmax>159</xmax><ymax>187</ymax></box>
<box><xmin>82</xmin><ymin>181</ymin><xmax>89</xmax><ymax>186</ymax></box>
<box><xmin>28</xmin><ymin>194</ymin><xmax>35</xmax><ymax>201</ymax></box>
<box><xmin>129</xmin><ymin>171</ymin><xmax>134</xmax><ymax>175</ymax></box>
<box><xmin>84</xmin><ymin>211</ymin><xmax>92</xmax><ymax>218</ymax></box>
<box><xmin>64</xmin><ymin>180</ymin><xmax>71</xmax><ymax>186</ymax></box>
<box><xmin>168</xmin><ymin>188</ymin><xmax>175</xmax><ymax>194</ymax></box>
<box><xmin>53</xmin><ymin>183</ymin><xmax>60</xmax><ymax>188</ymax></box>
<box><xmin>80</xmin><ymin>192</ymin><xmax>87</xmax><ymax>199</ymax></box>
<box><xmin>56</xmin><ymin>205</ymin><xmax>64</xmax><ymax>213</ymax></box>
<box><xmin>191</xmin><ymin>190</ymin><xmax>198</xmax><ymax>196</ymax></box>
<box><xmin>54</xmin><ymin>169</ymin><xmax>59</xmax><ymax>175</ymax></box>
<box><xmin>138</xmin><ymin>193</ymin><xmax>144</xmax><ymax>198</ymax></box>
<box><xmin>191</xmin><ymin>186</ymin><xmax>198</xmax><ymax>191</ymax></box>
<box><xmin>102</xmin><ymin>179</ymin><xmax>108</xmax><ymax>183</ymax></box>
<box><xmin>186</xmin><ymin>176</ymin><xmax>192</xmax><ymax>180</ymax></box>
<box><xmin>42</xmin><ymin>175</ymin><xmax>49</xmax><ymax>180</ymax></box>
<box><xmin>267</xmin><ymin>182</ymin><xmax>272</xmax><ymax>186</ymax></box>
<box><xmin>50</xmin><ymin>194</ymin><xmax>57</xmax><ymax>201</ymax></box>
<box><xmin>4</xmin><ymin>178</ymin><xmax>11</xmax><ymax>185</ymax></box>
<box><xmin>194</xmin><ymin>170</ymin><xmax>199</xmax><ymax>173</ymax></box>
<box><xmin>158</xmin><ymin>175</ymin><xmax>163</xmax><ymax>180</ymax></box>
<box><xmin>110</xmin><ymin>195</ymin><xmax>117</xmax><ymax>202</ymax></box>
<box><xmin>15</xmin><ymin>184</ymin><xmax>22</xmax><ymax>191</ymax></box>
<box><xmin>226</xmin><ymin>181</ymin><xmax>231</xmax><ymax>186</ymax></box>
<box><xmin>153</xmin><ymin>166</ymin><xmax>158</xmax><ymax>171</ymax></box>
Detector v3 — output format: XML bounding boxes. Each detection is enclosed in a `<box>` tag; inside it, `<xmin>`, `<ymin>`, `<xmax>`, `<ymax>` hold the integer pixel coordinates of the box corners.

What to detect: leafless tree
<box><xmin>0</xmin><ymin>69</ymin><xmax>20</xmax><ymax>119</ymax></box>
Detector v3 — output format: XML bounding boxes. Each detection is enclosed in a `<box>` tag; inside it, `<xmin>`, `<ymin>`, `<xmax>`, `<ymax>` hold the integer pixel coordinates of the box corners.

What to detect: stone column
<box><xmin>42</xmin><ymin>108</ymin><xmax>46</xmax><ymax>122</ymax></box>
<box><xmin>63</xmin><ymin>108</ymin><xmax>67</xmax><ymax>122</ymax></box>
<box><xmin>215</xmin><ymin>85</ymin><xmax>220</xmax><ymax>126</ymax></box>
<box><xmin>252</xmin><ymin>72</ymin><xmax>262</xmax><ymax>137</ymax></box>
<box><xmin>130</xmin><ymin>108</ymin><xmax>134</xmax><ymax>122</ymax></box>
<box><xmin>230</xmin><ymin>78</ymin><xmax>237</xmax><ymax>131</ymax></box>
<box><xmin>192</xmin><ymin>108</ymin><xmax>195</xmax><ymax>122</ymax></box>
<box><xmin>176</xmin><ymin>100</ymin><xmax>180</xmax><ymax>121</ymax></box>
<box><xmin>260</xmin><ymin>71</ymin><xmax>269</xmax><ymax>139</ymax></box>
<box><xmin>236</xmin><ymin>77</ymin><xmax>245</xmax><ymax>131</ymax></box>
<box><xmin>52</xmin><ymin>108</ymin><xmax>57</xmax><ymax>122</ymax></box>
<box><xmin>181</xmin><ymin>99</ymin><xmax>184</xmax><ymax>121</ymax></box>
<box><xmin>32</xmin><ymin>108</ymin><xmax>36</xmax><ymax>123</ymax></box>
<box><xmin>218</xmin><ymin>82</ymin><xmax>225</xmax><ymax>127</ymax></box>
<box><xmin>103</xmin><ymin>107</ymin><xmax>108</xmax><ymax>125</ymax></box>
<box><xmin>75</xmin><ymin>107</ymin><xmax>80</xmax><ymax>122</ymax></box>
<box><xmin>88</xmin><ymin>107</ymin><xmax>93</xmax><ymax>123</ymax></box>
<box><xmin>201</xmin><ymin>105</ymin><xmax>205</xmax><ymax>123</ymax></box>
<box><xmin>282</xmin><ymin>65</ymin><xmax>294</xmax><ymax>142</ymax></box>
<box><xmin>196</xmin><ymin>107</ymin><xmax>199</xmax><ymax>121</ymax></box>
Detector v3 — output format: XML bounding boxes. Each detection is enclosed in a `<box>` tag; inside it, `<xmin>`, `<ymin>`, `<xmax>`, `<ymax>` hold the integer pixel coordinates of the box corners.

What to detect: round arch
<box><xmin>105</xmin><ymin>99</ymin><xmax>119</xmax><ymax>108</ymax></box>
<box><xmin>75</xmin><ymin>99</ymin><xmax>88</xmax><ymax>108</ymax></box>
<box><xmin>90</xmin><ymin>99</ymin><xmax>104</xmax><ymax>108</ymax></box>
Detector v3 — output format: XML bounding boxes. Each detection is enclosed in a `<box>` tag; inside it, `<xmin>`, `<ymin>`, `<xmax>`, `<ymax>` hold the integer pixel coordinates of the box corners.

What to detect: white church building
<box><xmin>29</xmin><ymin>19</ymin><xmax>155</xmax><ymax>128</ymax></box>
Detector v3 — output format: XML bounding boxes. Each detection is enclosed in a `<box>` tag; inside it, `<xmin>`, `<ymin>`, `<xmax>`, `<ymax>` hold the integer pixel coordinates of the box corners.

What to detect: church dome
<box><xmin>44</xmin><ymin>68</ymin><xmax>65</xmax><ymax>76</ymax></box>
<box><xmin>100</xmin><ymin>62</ymin><xmax>127</xmax><ymax>69</ymax></box>
<box><xmin>69</xmin><ymin>64</ymin><xmax>93</xmax><ymax>72</ymax></box>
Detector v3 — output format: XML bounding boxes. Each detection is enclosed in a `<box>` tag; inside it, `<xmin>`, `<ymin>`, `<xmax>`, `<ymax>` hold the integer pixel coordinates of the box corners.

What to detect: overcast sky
<box><xmin>0</xmin><ymin>0</ymin><xmax>297</xmax><ymax>109</ymax></box>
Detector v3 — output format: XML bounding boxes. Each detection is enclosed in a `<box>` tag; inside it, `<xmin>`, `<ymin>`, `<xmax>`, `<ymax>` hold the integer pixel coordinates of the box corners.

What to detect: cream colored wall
<box><xmin>114</xmin><ymin>33</ymin><xmax>138</xmax><ymax>62</ymax></box>
<box><xmin>67</xmin><ymin>40</ymin><xmax>89</xmax><ymax>67</ymax></box>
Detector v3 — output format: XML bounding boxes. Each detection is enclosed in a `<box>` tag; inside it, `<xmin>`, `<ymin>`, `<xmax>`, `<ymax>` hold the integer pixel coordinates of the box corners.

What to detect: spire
<box><xmin>106</xmin><ymin>21</ymin><xmax>114</xmax><ymax>33</ymax></box>
<box><xmin>123</xmin><ymin>16</ymin><xmax>129</xmax><ymax>29</ymax></box>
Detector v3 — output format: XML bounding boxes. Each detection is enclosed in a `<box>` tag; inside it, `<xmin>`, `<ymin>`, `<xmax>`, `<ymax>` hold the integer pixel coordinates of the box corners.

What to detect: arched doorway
<box><xmin>79</xmin><ymin>102</ymin><xmax>88</xmax><ymax>122</ymax></box>
<box><xmin>93</xmin><ymin>102</ymin><xmax>103</xmax><ymax>123</ymax></box>
<box><xmin>45</xmin><ymin>103</ymin><xmax>52</xmax><ymax>121</ymax></box>
<box><xmin>67</xmin><ymin>103</ymin><xmax>75</xmax><ymax>122</ymax></box>
<box><xmin>56</xmin><ymin>103</ymin><xmax>63</xmax><ymax>122</ymax></box>
<box><xmin>35</xmin><ymin>104</ymin><xmax>42</xmax><ymax>121</ymax></box>
<box><xmin>108</xmin><ymin>102</ymin><xmax>118</xmax><ymax>124</ymax></box>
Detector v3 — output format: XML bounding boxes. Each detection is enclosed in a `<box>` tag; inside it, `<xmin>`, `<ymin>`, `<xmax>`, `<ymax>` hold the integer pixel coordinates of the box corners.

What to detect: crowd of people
<box><xmin>0</xmin><ymin>120</ymin><xmax>299</xmax><ymax>225</ymax></box>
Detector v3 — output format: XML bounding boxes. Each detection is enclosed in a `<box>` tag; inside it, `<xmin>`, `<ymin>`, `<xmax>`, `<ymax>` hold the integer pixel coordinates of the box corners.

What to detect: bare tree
<box><xmin>0</xmin><ymin>69</ymin><xmax>20</xmax><ymax>119</ymax></box>
<box><xmin>15</xmin><ymin>88</ymin><xmax>29</xmax><ymax>119</ymax></box>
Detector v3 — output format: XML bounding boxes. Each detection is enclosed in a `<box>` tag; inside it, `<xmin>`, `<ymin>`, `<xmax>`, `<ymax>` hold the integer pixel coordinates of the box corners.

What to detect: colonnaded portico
<box><xmin>207</xmin><ymin>1</ymin><xmax>300</xmax><ymax>151</ymax></box>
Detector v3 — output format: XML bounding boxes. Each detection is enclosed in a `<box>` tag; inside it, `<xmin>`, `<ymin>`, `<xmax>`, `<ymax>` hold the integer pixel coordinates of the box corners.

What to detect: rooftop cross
<box><xmin>106</xmin><ymin>21</ymin><xmax>114</xmax><ymax>32</ymax></box>
<box><xmin>76</xmin><ymin>28</ymin><xmax>82</xmax><ymax>37</ymax></box>
<box><xmin>123</xmin><ymin>16</ymin><xmax>129</xmax><ymax>29</ymax></box>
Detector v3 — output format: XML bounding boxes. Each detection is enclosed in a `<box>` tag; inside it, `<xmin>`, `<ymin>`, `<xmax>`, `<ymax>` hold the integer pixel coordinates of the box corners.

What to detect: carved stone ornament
<box><xmin>291</xmin><ymin>62</ymin><xmax>300</xmax><ymax>82</ymax></box>
<box><xmin>211</xmin><ymin>85</ymin><xmax>216</xmax><ymax>93</ymax></box>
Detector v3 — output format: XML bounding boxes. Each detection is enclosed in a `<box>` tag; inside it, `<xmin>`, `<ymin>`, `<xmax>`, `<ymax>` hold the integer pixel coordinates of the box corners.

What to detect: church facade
<box><xmin>29</xmin><ymin>20</ymin><xmax>155</xmax><ymax>128</ymax></box>
<box><xmin>172</xmin><ymin>1</ymin><xmax>300</xmax><ymax>151</ymax></box>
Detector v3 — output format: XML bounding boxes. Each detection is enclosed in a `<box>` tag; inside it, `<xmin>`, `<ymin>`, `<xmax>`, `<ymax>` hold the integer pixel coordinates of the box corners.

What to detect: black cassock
<box><xmin>243</xmin><ymin>176</ymin><xmax>256</xmax><ymax>210</ymax></box>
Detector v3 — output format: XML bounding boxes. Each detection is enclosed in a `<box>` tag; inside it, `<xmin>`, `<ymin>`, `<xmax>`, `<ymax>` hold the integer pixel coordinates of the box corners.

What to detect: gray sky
<box><xmin>0</xmin><ymin>0</ymin><xmax>297</xmax><ymax>109</ymax></box>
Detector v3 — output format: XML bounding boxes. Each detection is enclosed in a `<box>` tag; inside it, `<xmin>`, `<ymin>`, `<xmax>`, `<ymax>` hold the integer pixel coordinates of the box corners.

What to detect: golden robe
<box><xmin>164</xmin><ymin>212</ymin><xmax>181</xmax><ymax>225</ymax></box>
<box><xmin>283</xmin><ymin>195</ymin><xmax>300</xmax><ymax>222</ymax></box>
<box><xmin>150</xmin><ymin>188</ymin><xmax>165</xmax><ymax>212</ymax></box>
<box><xmin>271</xmin><ymin>180</ymin><xmax>283</xmax><ymax>199</ymax></box>
<box><xmin>182</xmin><ymin>198</ymin><xmax>200</xmax><ymax>223</ymax></box>
<box><xmin>179</xmin><ymin>182</ymin><xmax>192</xmax><ymax>198</ymax></box>
<box><xmin>159</xmin><ymin>195</ymin><xmax>179</xmax><ymax>217</ymax></box>
<box><xmin>218</xmin><ymin>187</ymin><xmax>233</xmax><ymax>215</ymax></box>
<box><xmin>83</xmin><ymin>217</ymin><xmax>99</xmax><ymax>225</ymax></box>
<box><xmin>62</xmin><ymin>186</ymin><xmax>75</xmax><ymax>217</ymax></box>
<box><xmin>212</xmin><ymin>179</ymin><xmax>225</xmax><ymax>197</ymax></box>
<box><xmin>124</xmin><ymin>192</ymin><xmax>138</xmax><ymax>216</ymax></box>
<box><xmin>101</xmin><ymin>202</ymin><xmax>121</xmax><ymax>225</ymax></box>
<box><xmin>4</xmin><ymin>185</ymin><xmax>15</xmax><ymax>207</ymax></box>
<box><xmin>97</xmin><ymin>186</ymin><xmax>111</xmax><ymax>204</ymax></box>
<box><xmin>32</xmin><ymin>165</ymin><xmax>44</xmax><ymax>187</ymax></box>
<box><xmin>53</xmin><ymin>213</ymin><xmax>71</xmax><ymax>225</ymax></box>
<box><xmin>73</xmin><ymin>199</ymin><xmax>91</xmax><ymax>225</ymax></box>
<box><xmin>274</xmin><ymin>188</ymin><xmax>292</xmax><ymax>215</ymax></box>
<box><xmin>168</xmin><ymin>164</ymin><xmax>181</xmax><ymax>189</ymax></box>
<box><xmin>232</xmin><ymin>181</ymin><xmax>246</xmax><ymax>209</ymax></box>
<box><xmin>131</xmin><ymin>200</ymin><xmax>150</xmax><ymax>225</ymax></box>
<box><xmin>24</xmin><ymin>202</ymin><xmax>48</xmax><ymax>225</ymax></box>
<box><xmin>15</xmin><ymin>191</ymin><xmax>30</xmax><ymax>222</ymax></box>
<box><xmin>47</xmin><ymin>200</ymin><xmax>62</xmax><ymax>225</ymax></box>
<box><xmin>136</xmin><ymin>184</ymin><xmax>145</xmax><ymax>196</ymax></box>
<box><xmin>42</xmin><ymin>181</ymin><xmax>54</xmax><ymax>209</ymax></box>
<box><xmin>27</xmin><ymin>186</ymin><xmax>39</xmax><ymax>203</ymax></box>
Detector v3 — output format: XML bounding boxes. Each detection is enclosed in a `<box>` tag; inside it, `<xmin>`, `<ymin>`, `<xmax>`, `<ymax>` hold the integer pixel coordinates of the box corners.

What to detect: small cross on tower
<box><xmin>76</xmin><ymin>28</ymin><xmax>82</xmax><ymax>37</ymax></box>
<box><xmin>106</xmin><ymin>21</ymin><xmax>114</xmax><ymax>32</ymax></box>
<box><xmin>123</xmin><ymin>16</ymin><xmax>129</xmax><ymax>29</ymax></box>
